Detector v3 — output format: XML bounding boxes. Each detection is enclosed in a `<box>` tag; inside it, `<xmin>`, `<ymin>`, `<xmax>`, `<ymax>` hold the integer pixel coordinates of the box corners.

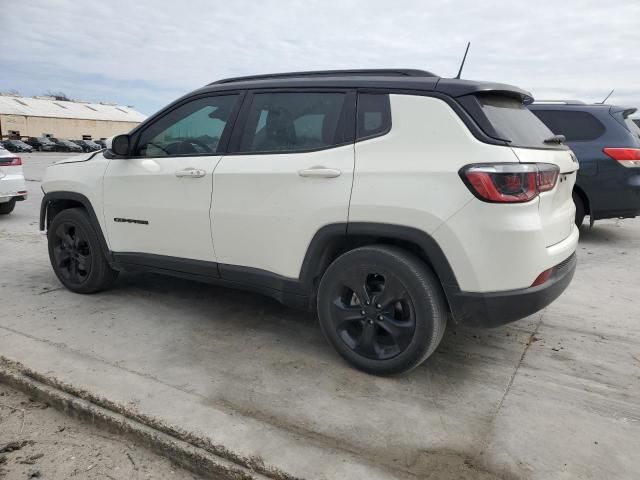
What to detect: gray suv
<box><xmin>529</xmin><ymin>101</ymin><xmax>640</xmax><ymax>226</ymax></box>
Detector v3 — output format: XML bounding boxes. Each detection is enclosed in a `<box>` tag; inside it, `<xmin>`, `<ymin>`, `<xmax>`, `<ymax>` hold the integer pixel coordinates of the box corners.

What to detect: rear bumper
<box><xmin>0</xmin><ymin>194</ymin><xmax>26</xmax><ymax>203</ymax></box>
<box><xmin>448</xmin><ymin>253</ymin><xmax>577</xmax><ymax>328</ymax></box>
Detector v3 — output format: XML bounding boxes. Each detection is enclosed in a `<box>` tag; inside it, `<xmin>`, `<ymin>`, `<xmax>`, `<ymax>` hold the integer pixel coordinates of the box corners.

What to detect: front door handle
<box><xmin>298</xmin><ymin>167</ymin><xmax>341</xmax><ymax>178</ymax></box>
<box><xmin>175</xmin><ymin>168</ymin><xmax>206</xmax><ymax>178</ymax></box>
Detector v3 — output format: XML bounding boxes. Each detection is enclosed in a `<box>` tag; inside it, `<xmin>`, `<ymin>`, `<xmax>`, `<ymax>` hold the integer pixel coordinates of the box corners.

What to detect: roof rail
<box><xmin>532</xmin><ymin>100</ymin><xmax>586</xmax><ymax>105</ymax></box>
<box><xmin>209</xmin><ymin>69</ymin><xmax>437</xmax><ymax>85</ymax></box>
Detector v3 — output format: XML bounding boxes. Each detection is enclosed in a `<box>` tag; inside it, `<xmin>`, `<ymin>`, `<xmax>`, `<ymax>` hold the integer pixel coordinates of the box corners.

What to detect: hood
<box><xmin>54</xmin><ymin>150</ymin><xmax>104</xmax><ymax>165</ymax></box>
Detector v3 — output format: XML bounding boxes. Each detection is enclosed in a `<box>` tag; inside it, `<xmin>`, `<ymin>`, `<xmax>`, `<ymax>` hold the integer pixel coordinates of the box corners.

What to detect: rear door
<box><xmin>211</xmin><ymin>89</ymin><xmax>355</xmax><ymax>279</ymax></box>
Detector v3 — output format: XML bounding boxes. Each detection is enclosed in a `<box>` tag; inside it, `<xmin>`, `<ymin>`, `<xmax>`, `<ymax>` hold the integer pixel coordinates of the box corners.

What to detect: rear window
<box><xmin>531</xmin><ymin>110</ymin><xmax>606</xmax><ymax>142</ymax></box>
<box><xmin>476</xmin><ymin>94</ymin><xmax>557</xmax><ymax>149</ymax></box>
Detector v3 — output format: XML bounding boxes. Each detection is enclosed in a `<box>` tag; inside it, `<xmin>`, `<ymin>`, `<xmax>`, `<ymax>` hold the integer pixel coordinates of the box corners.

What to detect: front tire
<box><xmin>48</xmin><ymin>208</ymin><xmax>118</xmax><ymax>293</ymax></box>
<box><xmin>317</xmin><ymin>245</ymin><xmax>447</xmax><ymax>375</ymax></box>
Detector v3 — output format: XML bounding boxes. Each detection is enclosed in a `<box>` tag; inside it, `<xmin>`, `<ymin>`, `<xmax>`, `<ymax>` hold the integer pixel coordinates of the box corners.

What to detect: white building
<box><xmin>0</xmin><ymin>94</ymin><xmax>146</xmax><ymax>140</ymax></box>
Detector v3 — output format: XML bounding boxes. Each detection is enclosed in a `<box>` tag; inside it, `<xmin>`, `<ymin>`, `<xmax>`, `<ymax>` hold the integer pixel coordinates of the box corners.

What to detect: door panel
<box><xmin>103</xmin><ymin>156</ymin><xmax>220</xmax><ymax>260</ymax></box>
<box><xmin>212</xmin><ymin>145</ymin><xmax>354</xmax><ymax>278</ymax></box>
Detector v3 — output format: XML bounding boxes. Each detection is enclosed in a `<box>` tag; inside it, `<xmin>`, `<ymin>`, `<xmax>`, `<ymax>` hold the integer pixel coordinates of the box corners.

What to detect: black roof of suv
<box><xmin>199</xmin><ymin>69</ymin><xmax>534</xmax><ymax>102</ymax></box>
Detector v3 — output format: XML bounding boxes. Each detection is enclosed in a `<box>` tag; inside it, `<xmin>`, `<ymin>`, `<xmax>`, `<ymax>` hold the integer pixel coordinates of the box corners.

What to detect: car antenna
<box><xmin>598</xmin><ymin>89</ymin><xmax>614</xmax><ymax>104</ymax></box>
<box><xmin>454</xmin><ymin>42</ymin><xmax>471</xmax><ymax>79</ymax></box>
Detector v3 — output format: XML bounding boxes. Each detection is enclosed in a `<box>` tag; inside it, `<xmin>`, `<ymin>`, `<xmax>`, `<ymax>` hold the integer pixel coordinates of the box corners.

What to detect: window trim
<box><xmin>128</xmin><ymin>91</ymin><xmax>245</xmax><ymax>159</ymax></box>
<box><xmin>355</xmin><ymin>90</ymin><xmax>392</xmax><ymax>142</ymax></box>
<box><xmin>226</xmin><ymin>88</ymin><xmax>356</xmax><ymax>156</ymax></box>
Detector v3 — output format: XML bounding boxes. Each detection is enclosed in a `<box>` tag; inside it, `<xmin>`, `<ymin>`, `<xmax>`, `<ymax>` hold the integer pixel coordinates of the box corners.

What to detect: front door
<box><xmin>103</xmin><ymin>94</ymin><xmax>241</xmax><ymax>261</ymax></box>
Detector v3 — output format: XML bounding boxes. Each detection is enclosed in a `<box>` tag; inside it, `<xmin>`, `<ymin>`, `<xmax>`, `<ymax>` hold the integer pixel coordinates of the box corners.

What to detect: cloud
<box><xmin>1</xmin><ymin>0</ymin><xmax>639</xmax><ymax>114</ymax></box>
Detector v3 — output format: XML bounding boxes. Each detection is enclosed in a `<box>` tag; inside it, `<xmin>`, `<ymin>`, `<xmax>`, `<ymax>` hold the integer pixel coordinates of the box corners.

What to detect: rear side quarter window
<box><xmin>531</xmin><ymin>110</ymin><xmax>606</xmax><ymax>142</ymax></box>
<box><xmin>356</xmin><ymin>93</ymin><xmax>391</xmax><ymax>141</ymax></box>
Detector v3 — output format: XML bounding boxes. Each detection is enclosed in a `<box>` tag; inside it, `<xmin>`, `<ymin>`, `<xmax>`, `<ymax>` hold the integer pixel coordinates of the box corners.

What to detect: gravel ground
<box><xmin>0</xmin><ymin>383</ymin><xmax>200</xmax><ymax>480</ymax></box>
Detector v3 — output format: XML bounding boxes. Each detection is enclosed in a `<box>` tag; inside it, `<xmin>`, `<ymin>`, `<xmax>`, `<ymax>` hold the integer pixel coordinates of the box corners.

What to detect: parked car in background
<box><xmin>93</xmin><ymin>139</ymin><xmax>107</xmax><ymax>149</ymax></box>
<box><xmin>53</xmin><ymin>139</ymin><xmax>83</xmax><ymax>153</ymax></box>
<box><xmin>72</xmin><ymin>139</ymin><xmax>101</xmax><ymax>152</ymax></box>
<box><xmin>40</xmin><ymin>69</ymin><xmax>578</xmax><ymax>375</ymax></box>
<box><xmin>2</xmin><ymin>139</ymin><xmax>33</xmax><ymax>153</ymax></box>
<box><xmin>529</xmin><ymin>101</ymin><xmax>640</xmax><ymax>226</ymax></box>
<box><xmin>0</xmin><ymin>149</ymin><xmax>27</xmax><ymax>214</ymax></box>
<box><xmin>26</xmin><ymin>137</ymin><xmax>57</xmax><ymax>152</ymax></box>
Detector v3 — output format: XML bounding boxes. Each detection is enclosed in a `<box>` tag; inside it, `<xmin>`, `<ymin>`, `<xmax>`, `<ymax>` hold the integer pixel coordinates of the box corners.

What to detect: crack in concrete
<box><xmin>474</xmin><ymin>311</ymin><xmax>546</xmax><ymax>467</ymax></box>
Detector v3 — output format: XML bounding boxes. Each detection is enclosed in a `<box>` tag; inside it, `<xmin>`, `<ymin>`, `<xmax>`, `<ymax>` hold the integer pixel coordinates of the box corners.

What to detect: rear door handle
<box><xmin>175</xmin><ymin>168</ymin><xmax>206</xmax><ymax>178</ymax></box>
<box><xmin>298</xmin><ymin>167</ymin><xmax>341</xmax><ymax>178</ymax></box>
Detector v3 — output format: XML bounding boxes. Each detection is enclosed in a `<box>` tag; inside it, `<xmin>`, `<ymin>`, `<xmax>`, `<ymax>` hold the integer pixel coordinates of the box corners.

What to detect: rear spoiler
<box><xmin>434</xmin><ymin>78</ymin><xmax>534</xmax><ymax>104</ymax></box>
<box><xmin>610</xmin><ymin>106</ymin><xmax>637</xmax><ymax>118</ymax></box>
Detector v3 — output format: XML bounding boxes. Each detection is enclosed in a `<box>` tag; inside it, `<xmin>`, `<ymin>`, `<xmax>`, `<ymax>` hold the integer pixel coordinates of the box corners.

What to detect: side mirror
<box><xmin>108</xmin><ymin>134</ymin><xmax>131</xmax><ymax>156</ymax></box>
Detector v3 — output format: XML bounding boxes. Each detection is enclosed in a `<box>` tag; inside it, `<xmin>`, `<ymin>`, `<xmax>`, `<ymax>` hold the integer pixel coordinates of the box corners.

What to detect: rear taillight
<box><xmin>603</xmin><ymin>148</ymin><xmax>640</xmax><ymax>167</ymax></box>
<box><xmin>0</xmin><ymin>156</ymin><xmax>22</xmax><ymax>166</ymax></box>
<box><xmin>536</xmin><ymin>164</ymin><xmax>560</xmax><ymax>192</ymax></box>
<box><xmin>460</xmin><ymin>163</ymin><xmax>559</xmax><ymax>203</ymax></box>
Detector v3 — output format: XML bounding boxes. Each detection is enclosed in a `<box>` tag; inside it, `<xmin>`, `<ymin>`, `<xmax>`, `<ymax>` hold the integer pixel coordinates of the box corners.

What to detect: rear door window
<box><xmin>237</xmin><ymin>92</ymin><xmax>347</xmax><ymax>153</ymax></box>
<box><xmin>530</xmin><ymin>110</ymin><xmax>606</xmax><ymax>142</ymax></box>
<box><xmin>475</xmin><ymin>93</ymin><xmax>557</xmax><ymax>148</ymax></box>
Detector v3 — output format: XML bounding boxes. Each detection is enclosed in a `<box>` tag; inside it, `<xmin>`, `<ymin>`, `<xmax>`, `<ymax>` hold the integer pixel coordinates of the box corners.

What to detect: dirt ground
<box><xmin>0</xmin><ymin>383</ymin><xmax>200</xmax><ymax>480</ymax></box>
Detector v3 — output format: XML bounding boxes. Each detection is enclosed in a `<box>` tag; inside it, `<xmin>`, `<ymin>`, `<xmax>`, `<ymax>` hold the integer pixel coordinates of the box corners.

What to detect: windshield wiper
<box><xmin>544</xmin><ymin>134</ymin><xmax>566</xmax><ymax>144</ymax></box>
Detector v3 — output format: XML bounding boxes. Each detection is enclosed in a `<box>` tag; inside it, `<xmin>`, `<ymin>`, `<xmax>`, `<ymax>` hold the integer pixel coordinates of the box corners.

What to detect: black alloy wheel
<box><xmin>317</xmin><ymin>245</ymin><xmax>447</xmax><ymax>375</ymax></box>
<box><xmin>51</xmin><ymin>221</ymin><xmax>92</xmax><ymax>285</ymax></box>
<box><xmin>330</xmin><ymin>268</ymin><xmax>416</xmax><ymax>360</ymax></box>
<box><xmin>48</xmin><ymin>208</ymin><xmax>118</xmax><ymax>293</ymax></box>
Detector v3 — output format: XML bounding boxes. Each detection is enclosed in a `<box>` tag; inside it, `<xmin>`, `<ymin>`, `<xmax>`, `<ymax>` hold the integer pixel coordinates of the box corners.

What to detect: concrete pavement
<box><xmin>1</xmin><ymin>153</ymin><xmax>639</xmax><ymax>479</ymax></box>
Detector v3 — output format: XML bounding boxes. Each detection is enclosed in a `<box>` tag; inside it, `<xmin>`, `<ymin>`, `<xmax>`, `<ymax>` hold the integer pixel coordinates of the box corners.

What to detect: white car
<box><xmin>40</xmin><ymin>69</ymin><xmax>578</xmax><ymax>375</ymax></box>
<box><xmin>0</xmin><ymin>147</ymin><xmax>27</xmax><ymax>214</ymax></box>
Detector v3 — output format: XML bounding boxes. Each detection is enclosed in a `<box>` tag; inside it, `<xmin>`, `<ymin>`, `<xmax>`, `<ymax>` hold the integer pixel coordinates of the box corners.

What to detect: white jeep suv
<box><xmin>40</xmin><ymin>69</ymin><xmax>578</xmax><ymax>375</ymax></box>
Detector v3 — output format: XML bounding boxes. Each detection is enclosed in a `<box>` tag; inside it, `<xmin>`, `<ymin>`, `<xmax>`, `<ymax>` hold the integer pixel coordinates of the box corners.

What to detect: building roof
<box><xmin>0</xmin><ymin>95</ymin><xmax>147</xmax><ymax>122</ymax></box>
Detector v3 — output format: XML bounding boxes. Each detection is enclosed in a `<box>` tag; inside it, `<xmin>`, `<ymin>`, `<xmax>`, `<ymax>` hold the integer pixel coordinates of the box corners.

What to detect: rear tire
<box><xmin>48</xmin><ymin>208</ymin><xmax>118</xmax><ymax>293</ymax></box>
<box><xmin>573</xmin><ymin>191</ymin><xmax>585</xmax><ymax>227</ymax></box>
<box><xmin>317</xmin><ymin>245</ymin><xmax>447</xmax><ymax>375</ymax></box>
<box><xmin>0</xmin><ymin>199</ymin><xmax>16</xmax><ymax>215</ymax></box>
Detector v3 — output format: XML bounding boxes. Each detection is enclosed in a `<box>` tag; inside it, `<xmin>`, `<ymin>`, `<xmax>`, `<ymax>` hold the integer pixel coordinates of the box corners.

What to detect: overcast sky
<box><xmin>1</xmin><ymin>0</ymin><xmax>639</xmax><ymax>116</ymax></box>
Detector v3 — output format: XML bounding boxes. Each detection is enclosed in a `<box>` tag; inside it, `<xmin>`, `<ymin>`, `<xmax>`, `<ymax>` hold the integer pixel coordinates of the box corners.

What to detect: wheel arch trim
<box><xmin>40</xmin><ymin>191</ymin><xmax>111</xmax><ymax>259</ymax></box>
<box><xmin>299</xmin><ymin>222</ymin><xmax>460</xmax><ymax>299</ymax></box>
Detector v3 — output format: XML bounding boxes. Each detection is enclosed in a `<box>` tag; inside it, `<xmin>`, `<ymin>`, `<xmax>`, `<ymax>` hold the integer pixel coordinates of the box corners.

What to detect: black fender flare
<box><xmin>298</xmin><ymin>222</ymin><xmax>460</xmax><ymax>303</ymax></box>
<box><xmin>40</xmin><ymin>191</ymin><xmax>112</xmax><ymax>261</ymax></box>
